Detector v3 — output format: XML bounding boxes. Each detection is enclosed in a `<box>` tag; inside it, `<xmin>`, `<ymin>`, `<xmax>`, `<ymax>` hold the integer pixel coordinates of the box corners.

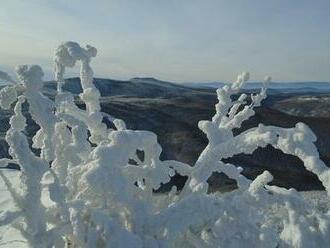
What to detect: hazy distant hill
<box><xmin>1</xmin><ymin>77</ymin><xmax>330</xmax><ymax>191</ymax></box>
<box><xmin>183</xmin><ymin>81</ymin><xmax>330</xmax><ymax>93</ymax></box>
<box><xmin>273</xmin><ymin>95</ymin><xmax>330</xmax><ymax>118</ymax></box>
<box><xmin>42</xmin><ymin>77</ymin><xmax>209</xmax><ymax>98</ymax></box>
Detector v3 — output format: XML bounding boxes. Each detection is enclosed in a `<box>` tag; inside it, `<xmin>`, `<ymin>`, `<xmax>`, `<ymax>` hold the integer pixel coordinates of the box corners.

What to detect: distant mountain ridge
<box><xmin>39</xmin><ymin>77</ymin><xmax>330</xmax><ymax>99</ymax></box>
<box><xmin>183</xmin><ymin>81</ymin><xmax>330</xmax><ymax>91</ymax></box>
<box><xmin>1</xmin><ymin>75</ymin><xmax>330</xmax><ymax>191</ymax></box>
<box><xmin>2</xmin><ymin>76</ymin><xmax>330</xmax><ymax>93</ymax></box>
<box><xmin>42</xmin><ymin>77</ymin><xmax>210</xmax><ymax>98</ymax></box>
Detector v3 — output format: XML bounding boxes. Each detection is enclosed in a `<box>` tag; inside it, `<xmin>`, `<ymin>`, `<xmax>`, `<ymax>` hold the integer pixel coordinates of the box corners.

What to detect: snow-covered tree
<box><xmin>0</xmin><ymin>41</ymin><xmax>329</xmax><ymax>247</ymax></box>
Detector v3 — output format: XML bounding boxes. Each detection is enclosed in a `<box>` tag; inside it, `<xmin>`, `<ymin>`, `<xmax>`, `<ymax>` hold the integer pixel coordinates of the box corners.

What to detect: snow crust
<box><xmin>0</xmin><ymin>42</ymin><xmax>329</xmax><ymax>247</ymax></box>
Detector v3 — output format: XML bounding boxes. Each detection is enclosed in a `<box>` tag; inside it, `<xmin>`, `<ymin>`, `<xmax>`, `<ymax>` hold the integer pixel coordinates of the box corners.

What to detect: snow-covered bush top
<box><xmin>0</xmin><ymin>42</ymin><xmax>329</xmax><ymax>248</ymax></box>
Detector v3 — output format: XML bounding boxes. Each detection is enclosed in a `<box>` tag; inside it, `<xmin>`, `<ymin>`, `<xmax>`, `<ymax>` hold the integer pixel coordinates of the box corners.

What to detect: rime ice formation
<box><xmin>0</xmin><ymin>42</ymin><xmax>329</xmax><ymax>248</ymax></box>
<box><xmin>54</xmin><ymin>42</ymin><xmax>108</xmax><ymax>144</ymax></box>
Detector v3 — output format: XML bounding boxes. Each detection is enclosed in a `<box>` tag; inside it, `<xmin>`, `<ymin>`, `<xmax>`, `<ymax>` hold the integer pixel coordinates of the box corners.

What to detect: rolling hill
<box><xmin>1</xmin><ymin>77</ymin><xmax>329</xmax><ymax>192</ymax></box>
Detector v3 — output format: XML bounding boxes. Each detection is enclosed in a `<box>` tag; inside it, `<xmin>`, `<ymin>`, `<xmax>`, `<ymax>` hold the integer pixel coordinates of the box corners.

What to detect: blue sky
<box><xmin>0</xmin><ymin>0</ymin><xmax>330</xmax><ymax>83</ymax></box>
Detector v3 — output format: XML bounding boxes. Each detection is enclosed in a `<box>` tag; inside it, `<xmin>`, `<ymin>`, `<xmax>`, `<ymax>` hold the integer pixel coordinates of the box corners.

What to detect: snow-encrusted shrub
<box><xmin>0</xmin><ymin>42</ymin><xmax>329</xmax><ymax>248</ymax></box>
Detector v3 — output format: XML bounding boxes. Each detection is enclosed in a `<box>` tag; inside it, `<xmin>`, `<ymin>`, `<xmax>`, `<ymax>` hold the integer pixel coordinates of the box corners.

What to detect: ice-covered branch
<box><xmin>0</xmin><ymin>42</ymin><xmax>329</xmax><ymax>247</ymax></box>
<box><xmin>4</xmin><ymin>96</ymin><xmax>52</xmax><ymax>247</ymax></box>
<box><xmin>16</xmin><ymin>65</ymin><xmax>57</xmax><ymax>162</ymax></box>
<box><xmin>54</xmin><ymin>42</ymin><xmax>109</xmax><ymax>144</ymax></box>
<box><xmin>199</xmin><ymin>73</ymin><xmax>270</xmax><ymax>147</ymax></box>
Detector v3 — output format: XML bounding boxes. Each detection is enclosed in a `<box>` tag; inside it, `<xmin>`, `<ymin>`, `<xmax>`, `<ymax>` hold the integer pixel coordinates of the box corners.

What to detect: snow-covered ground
<box><xmin>0</xmin><ymin>170</ymin><xmax>25</xmax><ymax>247</ymax></box>
<box><xmin>0</xmin><ymin>169</ymin><xmax>328</xmax><ymax>247</ymax></box>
